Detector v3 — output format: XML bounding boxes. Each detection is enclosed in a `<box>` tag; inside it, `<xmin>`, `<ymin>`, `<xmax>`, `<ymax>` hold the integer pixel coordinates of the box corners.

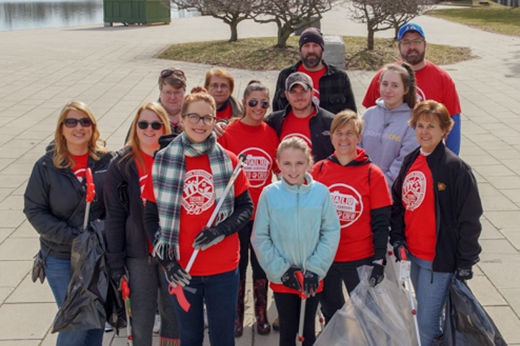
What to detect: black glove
<box><xmin>393</xmin><ymin>241</ymin><xmax>409</xmax><ymax>261</ymax></box>
<box><xmin>192</xmin><ymin>226</ymin><xmax>225</xmax><ymax>251</ymax></box>
<box><xmin>281</xmin><ymin>266</ymin><xmax>302</xmax><ymax>291</ymax></box>
<box><xmin>303</xmin><ymin>270</ymin><xmax>319</xmax><ymax>297</ymax></box>
<box><xmin>456</xmin><ymin>267</ymin><xmax>473</xmax><ymax>281</ymax></box>
<box><xmin>156</xmin><ymin>255</ymin><xmax>191</xmax><ymax>287</ymax></box>
<box><xmin>369</xmin><ymin>263</ymin><xmax>385</xmax><ymax>287</ymax></box>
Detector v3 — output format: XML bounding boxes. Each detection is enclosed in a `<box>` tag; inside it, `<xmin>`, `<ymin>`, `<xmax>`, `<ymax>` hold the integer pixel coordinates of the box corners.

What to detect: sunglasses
<box><xmin>137</xmin><ymin>121</ymin><xmax>163</xmax><ymax>130</ymax></box>
<box><xmin>247</xmin><ymin>99</ymin><xmax>270</xmax><ymax>109</ymax></box>
<box><xmin>62</xmin><ymin>118</ymin><xmax>92</xmax><ymax>128</ymax></box>
<box><xmin>160</xmin><ymin>69</ymin><xmax>186</xmax><ymax>79</ymax></box>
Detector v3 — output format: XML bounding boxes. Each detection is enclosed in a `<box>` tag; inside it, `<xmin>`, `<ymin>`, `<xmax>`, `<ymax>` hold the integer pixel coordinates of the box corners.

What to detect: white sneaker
<box><xmin>153</xmin><ymin>314</ymin><xmax>161</xmax><ymax>334</ymax></box>
<box><xmin>104</xmin><ymin>322</ymin><xmax>113</xmax><ymax>333</ymax></box>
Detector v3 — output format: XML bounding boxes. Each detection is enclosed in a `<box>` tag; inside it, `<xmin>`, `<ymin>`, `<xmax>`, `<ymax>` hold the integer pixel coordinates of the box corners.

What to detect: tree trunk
<box><xmin>276</xmin><ymin>23</ymin><xmax>292</xmax><ymax>48</ymax></box>
<box><xmin>367</xmin><ymin>28</ymin><xmax>375</xmax><ymax>50</ymax></box>
<box><xmin>229</xmin><ymin>20</ymin><xmax>239</xmax><ymax>42</ymax></box>
<box><xmin>394</xmin><ymin>25</ymin><xmax>399</xmax><ymax>41</ymax></box>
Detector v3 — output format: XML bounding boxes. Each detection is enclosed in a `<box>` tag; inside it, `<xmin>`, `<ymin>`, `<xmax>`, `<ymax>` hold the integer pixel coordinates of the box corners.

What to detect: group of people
<box><xmin>23</xmin><ymin>22</ymin><xmax>482</xmax><ymax>346</ymax></box>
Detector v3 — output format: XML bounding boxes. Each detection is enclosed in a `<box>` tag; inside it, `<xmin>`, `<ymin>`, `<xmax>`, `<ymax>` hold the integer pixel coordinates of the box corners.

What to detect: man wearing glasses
<box><xmin>158</xmin><ymin>68</ymin><xmax>187</xmax><ymax>135</ymax></box>
<box><xmin>362</xmin><ymin>23</ymin><xmax>462</xmax><ymax>155</ymax></box>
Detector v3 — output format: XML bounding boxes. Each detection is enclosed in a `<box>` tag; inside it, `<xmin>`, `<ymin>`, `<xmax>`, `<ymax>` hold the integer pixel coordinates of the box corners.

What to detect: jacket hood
<box><xmin>329</xmin><ymin>147</ymin><xmax>370</xmax><ymax>167</ymax></box>
<box><xmin>375</xmin><ymin>97</ymin><xmax>411</xmax><ymax>113</ymax></box>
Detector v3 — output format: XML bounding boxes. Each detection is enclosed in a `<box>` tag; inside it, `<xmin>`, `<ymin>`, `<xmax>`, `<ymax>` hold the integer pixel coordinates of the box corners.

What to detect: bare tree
<box><xmin>349</xmin><ymin>0</ymin><xmax>394</xmax><ymax>50</ymax></box>
<box><xmin>252</xmin><ymin>0</ymin><xmax>336</xmax><ymax>48</ymax></box>
<box><xmin>385</xmin><ymin>0</ymin><xmax>433</xmax><ymax>40</ymax></box>
<box><xmin>171</xmin><ymin>0</ymin><xmax>259</xmax><ymax>42</ymax></box>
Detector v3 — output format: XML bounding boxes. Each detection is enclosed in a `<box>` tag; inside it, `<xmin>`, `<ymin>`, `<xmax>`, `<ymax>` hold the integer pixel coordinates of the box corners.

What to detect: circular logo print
<box><xmin>182</xmin><ymin>169</ymin><xmax>215</xmax><ymax>215</ymax></box>
<box><xmin>238</xmin><ymin>147</ymin><xmax>273</xmax><ymax>188</ymax></box>
<box><xmin>328</xmin><ymin>183</ymin><xmax>363</xmax><ymax>228</ymax></box>
<box><xmin>281</xmin><ymin>133</ymin><xmax>312</xmax><ymax>149</ymax></box>
<box><xmin>402</xmin><ymin>171</ymin><xmax>426</xmax><ymax>211</ymax></box>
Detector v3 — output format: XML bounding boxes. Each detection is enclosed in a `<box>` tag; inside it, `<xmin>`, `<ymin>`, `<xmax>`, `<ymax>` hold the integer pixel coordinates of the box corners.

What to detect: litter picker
<box><xmin>83</xmin><ymin>168</ymin><xmax>95</xmax><ymax>230</ymax></box>
<box><xmin>166</xmin><ymin>155</ymin><xmax>247</xmax><ymax>311</ymax></box>
<box><xmin>121</xmin><ymin>277</ymin><xmax>133</xmax><ymax>346</ymax></box>
<box><xmin>399</xmin><ymin>247</ymin><xmax>422</xmax><ymax>346</ymax></box>
<box><xmin>296</xmin><ymin>271</ymin><xmax>307</xmax><ymax>346</ymax></box>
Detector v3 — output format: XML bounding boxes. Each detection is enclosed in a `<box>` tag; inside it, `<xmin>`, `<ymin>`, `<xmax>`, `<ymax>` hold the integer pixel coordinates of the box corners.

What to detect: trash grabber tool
<box><xmin>121</xmin><ymin>276</ymin><xmax>133</xmax><ymax>346</ymax></box>
<box><xmin>295</xmin><ymin>271</ymin><xmax>307</xmax><ymax>346</ymax></box>
<box><xmin>82</xmin><ymin>168</ymin><xmax>95</xmax><ymax>231</ymax></box>
<box><xmin>399</xmin><ymin>247</ymin><xmax>421</xmax><ymax>346</ymax></box>
<box><xmin>166</xmin><ymin>155</ymin><xmax>247</xmax><ymax>311</ymax></box>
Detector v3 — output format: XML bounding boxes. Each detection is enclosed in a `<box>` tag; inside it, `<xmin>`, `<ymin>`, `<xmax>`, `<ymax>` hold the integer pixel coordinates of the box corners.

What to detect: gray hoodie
<box><xmin>360</xmin><ymin>98</ymin><xmax>418</xmax><ymax>187</ymax></box>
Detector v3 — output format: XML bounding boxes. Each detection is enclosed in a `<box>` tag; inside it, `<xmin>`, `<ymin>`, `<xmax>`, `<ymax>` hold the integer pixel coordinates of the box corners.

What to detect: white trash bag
<box><xmin>315</xmin><ymin>265</ymin><xmax>418</xmax><ymax>346</ymax></box>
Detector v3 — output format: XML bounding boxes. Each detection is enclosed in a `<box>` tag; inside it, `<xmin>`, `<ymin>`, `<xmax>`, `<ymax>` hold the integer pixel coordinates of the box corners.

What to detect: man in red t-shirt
<box><xmin>362</xmin><ymin>23</ymin><xmax>462</xmax><ymax>155</ymax></box>
<box><xmin>272</xmin><ymin>27</ymin><xmax>357</xmax><ymax>115</ymax></box>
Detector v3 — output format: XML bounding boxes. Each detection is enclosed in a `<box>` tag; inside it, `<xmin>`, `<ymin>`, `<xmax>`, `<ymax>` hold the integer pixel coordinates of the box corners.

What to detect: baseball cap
<box><xmin>299</xmin><ymin>27</ymin><xmax>324</xmax><ymax>50</ymax></box>
<box><xmin>285</xmin><ymin>72</ymin><xmax>313</xmax><ymax>91</ymax></box>
<box><xmin>398</xmin><ymin>23</ymin><xmax>425</xmax><ymax>41</ymax></box>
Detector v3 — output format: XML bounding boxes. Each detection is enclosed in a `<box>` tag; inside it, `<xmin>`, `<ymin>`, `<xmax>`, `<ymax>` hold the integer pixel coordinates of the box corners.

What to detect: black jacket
<box><xmin>390</xmin><ymin>142</ymin><xmax>482</xmax><ymax>272</ymax></box>
<box><xmin>103</xmin><ymin>147</ymin><xmax>152</xmax><ymax>271</ymax></box>
<box><xmin>265</xmin><ymin>104</ymin><xmax>335</xmax><ymax>162</ymax></box>
<box><xmin>272</xmin><ymin>61</ymin><xmax>357</xmax><ymax>115</ymax></box>
<box><xmin>24</xmin><ymin>148</ymin><xmax>112</xmax><ymax>259</ymax></box>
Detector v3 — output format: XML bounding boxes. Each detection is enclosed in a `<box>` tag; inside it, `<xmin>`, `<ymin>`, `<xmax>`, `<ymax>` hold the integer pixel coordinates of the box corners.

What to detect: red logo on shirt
<box><xmin>281</xmin><ymin>133</ymin><xmax>312</xmax><ymax>148</ymax></box>
<box><xmin>182</xmin><ymin>169</ymin><xmax>215</xmax><ymax>215</ymax></box>
<box><xmin>402</xmin><ymin>171</ymin><xmax>426</xmax><ymax>211</ymax></box>
<box><xmin>416</xmin><ymin>86</ymin><xmax>427</xmax><ymax>103</ymax></box>
<box><xmin>328</xmin><ymin>183</ymin><xmax>363</xmax><ymax>228</ymax></box>
<box><xmin>238</xmin><ymin>148</ymin><xmax>273</xmax><ymax>188</ymax></box>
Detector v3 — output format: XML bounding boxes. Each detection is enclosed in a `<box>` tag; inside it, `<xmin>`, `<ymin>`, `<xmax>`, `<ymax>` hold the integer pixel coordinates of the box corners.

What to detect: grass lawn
<box><xmin>158</xmin><ymin>36</ymin><xmax>474</xmax><ymax>71</ymax></box>
<box><xmin>429</xmin><ymin>1</ymin><xmax>520</xmax><ymax>36</ymax></box>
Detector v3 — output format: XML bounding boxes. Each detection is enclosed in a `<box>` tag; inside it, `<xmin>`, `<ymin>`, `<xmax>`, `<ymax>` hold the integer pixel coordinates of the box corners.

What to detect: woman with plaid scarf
<box><xmin>142</xmin><ymin>87</ymin><xmax>254</xmax><ymax>346</ymax></box>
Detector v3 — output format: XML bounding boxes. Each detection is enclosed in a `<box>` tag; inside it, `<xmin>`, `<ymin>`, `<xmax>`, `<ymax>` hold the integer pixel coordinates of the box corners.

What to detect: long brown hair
<box><xmin>53</xmin><ymin>101</ymin><xmax>108</xmax><ymax>169</ymax></box>
<box><xmin>380</xmin><ymin>62</ymin><xmax>416</xmax><ymax>109</ymax></box>
<box><xmin>123</xmin><ymin>102</ymin><xmax>172</xmax><ymax>173</ymax></box>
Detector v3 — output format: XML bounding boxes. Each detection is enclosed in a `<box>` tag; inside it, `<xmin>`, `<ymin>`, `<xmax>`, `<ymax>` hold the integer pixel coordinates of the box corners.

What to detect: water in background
<box><xmin>0</xmin><ymin>0</ymin><xmax>199</xmax><ymax>31</ymax></box>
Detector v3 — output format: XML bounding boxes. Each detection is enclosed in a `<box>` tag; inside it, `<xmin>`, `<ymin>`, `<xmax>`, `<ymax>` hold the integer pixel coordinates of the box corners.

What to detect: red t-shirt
<box><xmin>311</xmin><ymin>150</ymin><xmax>392</xmax><ymax>261</ymax></box>
<box><xmin>143</xmin><ymin>150</ymin><xmax>249</xmax><ymax>275</ymax></box>
<box><xmin>362</xmin><ymin>61</ymin><xmax>461</xmax><ymax>117</ymax></box>
<box><xmin>135</xmin><ymin>150</ymin><xmax>155</xmax><ymax>201</ymax></box>
<box><xmin>297</xmin><ymin>64</ymin><xmax>326</xmax><ymax>107</ymax></box>
<box><xmin>402</xmin><ymin>154</ymin><xmax>436</xmax><ymax>261</ymax></box>
<box><xmin>71</xmin><ymin>153</ymin><xmax>88</xmax><ymax>181</ymax></box>
<box><xmin>218</xmin><ymin>120</ymin><xmax>279</xmax><ymax>218</ymax></box>
<box><xmin>280</xmin><ymin>108</ymin><xmax>316</xmax><ymax>150</ymax></box>
<box><xmin>216</xmin><ymin>100</ymin><xmax>233</xmax><ymax>121</ymax></box>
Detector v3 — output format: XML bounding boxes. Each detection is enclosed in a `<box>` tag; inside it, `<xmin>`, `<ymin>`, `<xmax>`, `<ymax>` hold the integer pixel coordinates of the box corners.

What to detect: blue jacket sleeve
<box><xmin>445</xmin><ymin>113</ymin><xmax>460</xmax><ymax>155</ymax></box>
<box><xmin>304</xmin><ymin>188</ymin><xmax>340</xmax><ymax>279</ymax></box>
<box><xmin>251</xmin><ymin>190</ymin><xmax>290</xmax><ymax>283</ymax></box>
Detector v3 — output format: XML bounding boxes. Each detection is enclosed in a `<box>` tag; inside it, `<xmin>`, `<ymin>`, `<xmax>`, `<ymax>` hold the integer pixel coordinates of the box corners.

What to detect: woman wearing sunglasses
<box><xmin>24</xmin><ymin>101</ymin><xmax>111</xmax><ymax>346</ymax></box>
<box><xmin>218</xmin><ymin>80</ymin><xmax>279</xmax><ymax>337</ymax></box>
<box><xmin>104</xmin><ymin>102</ymin><xmax>179</xmax><ymax>345</ymax></box>
<box><xmin>142</xmin><ymin>87</ymin><xmax>253</xmax><ymax>346</ymax></box>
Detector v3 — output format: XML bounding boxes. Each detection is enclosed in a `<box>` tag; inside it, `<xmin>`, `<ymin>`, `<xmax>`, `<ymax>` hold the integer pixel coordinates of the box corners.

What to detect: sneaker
<box><xmin>153</xmin><ymin>313</ymin><xmax>161</xmax><ymax>334</ymax></box>
<box><xmin>104</xmin><ymin>322</ymin><xmax>113</xmax><ymax>333</ymax></box>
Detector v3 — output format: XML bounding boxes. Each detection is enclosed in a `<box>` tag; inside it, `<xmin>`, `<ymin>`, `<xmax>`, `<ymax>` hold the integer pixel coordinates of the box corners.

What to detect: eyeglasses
<box><xmin>62</xmin><ymin>118</ymin><xmax>92</xmax><ymax>128</ymax></box>
<box><xmin>160</xmin><ymin>69</ymin><xmax>186</xmax><ymax>79</ymax></box>
<box><xmin>247</xmin><ymin>99</ymin><xmax>270</xmax><ymax>109</ymax></box>
<box><xmin>208</xmin><ymin>83</ymin><xmax>230</xmax><ymax>90</ymax></box>
<box><xmin>183</xmin><ymin>113</ymin><xmax>216</xmax><ymax>125</ymax></box>
<box><xmin>137</xmin><ymin>121</ymin><xmax>163</xmax><ymax>130</ymax></box>
<box><xmin>401</xmin><ymin>39</ymin><xmax>424</xmax><ymax>47</ymax></box>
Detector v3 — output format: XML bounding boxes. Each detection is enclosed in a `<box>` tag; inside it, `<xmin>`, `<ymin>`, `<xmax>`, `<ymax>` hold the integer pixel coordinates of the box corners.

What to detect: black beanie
<box><xmin>299</xmin><ymin>27</ymin><xmax>324</xmax><ymax>50</ymax></box>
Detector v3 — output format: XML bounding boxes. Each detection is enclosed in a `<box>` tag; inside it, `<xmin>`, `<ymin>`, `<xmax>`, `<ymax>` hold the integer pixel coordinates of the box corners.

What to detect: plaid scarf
<box><xmin>152</xmin><ymin>132</ymin><xmax>234</xmax><ymax>260</ymax></box>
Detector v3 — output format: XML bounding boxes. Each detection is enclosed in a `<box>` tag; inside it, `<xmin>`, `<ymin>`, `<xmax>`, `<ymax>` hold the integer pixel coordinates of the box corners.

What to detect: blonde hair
<box><xmin>181</xmin><ymin>86</ymin><xmax>217</xmax><ymax>115</ymax></box>
<box><xmin>276</xmin><ymin>137</ymin><xmax>313</xmax><ymax>166</ymax></box>
<box><xmin>53</xmin><ymin>101</ymin><xmax>108</xmax><ymax>169</ymax></box>
<box><xmin>330</xmin><ymin>109</ymin><xmax>363</xmax><ymax>135</ymax></box>
<box><xmin>123</xmin><ymin>102</ymin><xmax>172</xmax><ymax>173</ymax></box>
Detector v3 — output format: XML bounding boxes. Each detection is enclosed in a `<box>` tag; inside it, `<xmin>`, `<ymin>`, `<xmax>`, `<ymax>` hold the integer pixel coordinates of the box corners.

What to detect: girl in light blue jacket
<box><xmin>252</xmin><ymin>137</ymin><xmax>340</xmax><ymax>346</ymax></box>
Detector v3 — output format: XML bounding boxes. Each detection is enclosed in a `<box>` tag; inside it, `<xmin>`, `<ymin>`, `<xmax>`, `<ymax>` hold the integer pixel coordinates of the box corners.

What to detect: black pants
<box><xmin>238</xmin><ymin>220</ymin><xmax>267</xmax><ymax>281</ymax></box>
<box><xmin>320</xmin><ymin>258</ymin><xmax>371</xmax><ymax>323</ymax></box>
<box><xmin>273</xmin><ymin>291</ymin><xmax>321</xmax><ymax>346</ymax></box>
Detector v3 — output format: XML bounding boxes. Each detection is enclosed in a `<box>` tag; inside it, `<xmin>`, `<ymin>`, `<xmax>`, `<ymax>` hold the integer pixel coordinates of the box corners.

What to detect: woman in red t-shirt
<box><xmin>104</xmin><ymin>102</ymin><xmax>179</xmax><ymax>345</ymax></box>
<box><xmin>218</xmin><ymin>80</ymin><xmax>279</xmax><ymax>336</ymax></box>
<box><xmin>143</xmin><ymin>87</ymin><xmax>253</xmax><ymax>346</ymax></box>
<box><xmin>311</xmin><ymin>110</ymin><xmax>392</xmax><ymax>323</ymax></box>
<box><xmin>205</xmin><ymin>68</ymin><xmax>243</xmax><ymax>121</ymax></box>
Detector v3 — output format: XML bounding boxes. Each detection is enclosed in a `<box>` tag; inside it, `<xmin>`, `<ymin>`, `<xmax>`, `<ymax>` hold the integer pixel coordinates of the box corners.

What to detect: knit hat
<box><xmin>285</xmin><ymin>72</ymin><xmax>313</xmax><ymax>91</ymax></box>
<box><xmin>299</xmin><ymin>27</ymin><xmax>324</xmax><ymax>50</ymax></box>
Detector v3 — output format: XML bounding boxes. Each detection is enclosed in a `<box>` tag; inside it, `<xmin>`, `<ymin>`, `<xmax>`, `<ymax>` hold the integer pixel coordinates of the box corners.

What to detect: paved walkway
<box><xmin>0</xmin><ymin>4</ymin><xmax>519</xmax><ymax>345</ymax></box>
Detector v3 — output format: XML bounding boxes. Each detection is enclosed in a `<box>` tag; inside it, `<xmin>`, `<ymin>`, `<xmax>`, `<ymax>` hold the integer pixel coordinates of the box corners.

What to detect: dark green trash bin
<box><xmin>104</xmin><ymin>0</ymin><xmax>170</xmax><ymax>26</ymax></box>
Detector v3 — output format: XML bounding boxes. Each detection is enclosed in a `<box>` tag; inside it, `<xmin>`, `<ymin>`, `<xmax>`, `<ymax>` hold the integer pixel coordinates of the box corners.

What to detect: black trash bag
<box><xmin>52</xmin><ymin>220</ymin><xmax>108</xmax><ymax>333</ymax></box>
<box><xmin>104</xmin><ymin>275</ymin><xmax>127</xmax><ymax>333</ymax></box>
<box><xmin>433</xmin><ymin>277</ymin><xmax>507</xmax><ymax>346</ymax></box>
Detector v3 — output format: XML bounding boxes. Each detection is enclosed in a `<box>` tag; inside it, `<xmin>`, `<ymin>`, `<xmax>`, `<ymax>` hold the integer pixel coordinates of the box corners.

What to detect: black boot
<box><xmin>253</xmin><ymin>278</ymin><xmax>271</xmax><ymax>335</ymax></box>
<box><xmin>235</xmin><ymin>278</ymin><xmax>246</xmax><ymax>337</ymax></box>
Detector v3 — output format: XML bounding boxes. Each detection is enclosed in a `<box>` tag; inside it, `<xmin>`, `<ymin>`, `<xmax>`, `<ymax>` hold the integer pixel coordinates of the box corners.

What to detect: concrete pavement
<box><xmin>0</xmin><ymin>4</ymin><xmax>519</xmax><ymax>345</ymax></box>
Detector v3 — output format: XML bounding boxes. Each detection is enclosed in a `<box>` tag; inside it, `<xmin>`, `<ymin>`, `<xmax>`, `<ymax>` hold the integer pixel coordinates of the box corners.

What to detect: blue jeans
<box><xmin>44</xmin><ymin>254</ymin><xmax>104</xmax><ymax>346</ymax></box>
<box><xmin>410</xmin><ymin>254</ymin><xmax>453</xmax><ymax>346</ymax></box>
<box><xmin>170</xmin><ymin>268</ymin><xmax>239</xmax><ymax>346</ymax></box>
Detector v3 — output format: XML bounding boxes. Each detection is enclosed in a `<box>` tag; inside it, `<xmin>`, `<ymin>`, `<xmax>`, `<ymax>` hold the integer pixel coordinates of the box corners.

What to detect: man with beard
<box><xmin>267</xmin><ymin>72</ymin><xmax>335</xmax><ymax>163</ymax></box>
<box><xmin>272</xmin><ymin>27</ymin><xmax>357</xmax><ymax>115</ymax></box>
<box><xmin>362</xmin><ymin>23</ymin><xmax>461</xmax><ymax>155</ymax></box>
